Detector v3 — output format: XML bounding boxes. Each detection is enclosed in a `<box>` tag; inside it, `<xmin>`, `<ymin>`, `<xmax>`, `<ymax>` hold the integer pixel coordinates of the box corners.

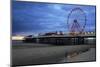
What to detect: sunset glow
<box><xmin>12</xmin><ymin>36</ymin><xmax>24</xmax><ymax>40</ymax></box>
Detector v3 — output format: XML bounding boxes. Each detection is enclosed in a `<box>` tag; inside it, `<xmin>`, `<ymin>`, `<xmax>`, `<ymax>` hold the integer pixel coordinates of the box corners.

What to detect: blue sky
<box><xmin>12</xmin><ymin>1</ymin><xmax>96</xmax><ymax>36</ymax></box>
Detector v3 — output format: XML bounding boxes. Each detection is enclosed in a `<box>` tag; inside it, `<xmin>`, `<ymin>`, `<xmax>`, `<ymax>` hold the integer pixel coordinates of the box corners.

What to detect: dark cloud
<box><xmin>12</xmin><ymin>1</ymin><xmax>96</xmax><ymax>35</ymax></box>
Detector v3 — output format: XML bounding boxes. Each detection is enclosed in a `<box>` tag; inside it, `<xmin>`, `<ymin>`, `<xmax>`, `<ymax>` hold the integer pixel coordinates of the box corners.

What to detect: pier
<box><xmin>23</xmin><ymin>33</ymin><xmax>96</xmax><ymax>45</ymax></box>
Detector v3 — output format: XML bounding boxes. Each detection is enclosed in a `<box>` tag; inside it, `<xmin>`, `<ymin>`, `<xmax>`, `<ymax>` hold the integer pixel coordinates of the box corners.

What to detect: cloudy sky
<box><xmin>12</xmin><ymin>1</ymin><xmax>96</xmax><ymax>36</ymax></box>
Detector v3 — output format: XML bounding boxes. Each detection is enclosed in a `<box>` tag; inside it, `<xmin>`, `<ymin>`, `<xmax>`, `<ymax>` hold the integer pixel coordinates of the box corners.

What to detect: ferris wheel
<box><xmin>67</xmin><ymin>8</ymin><xmax>87</xmax><ymax>36</ymax></box>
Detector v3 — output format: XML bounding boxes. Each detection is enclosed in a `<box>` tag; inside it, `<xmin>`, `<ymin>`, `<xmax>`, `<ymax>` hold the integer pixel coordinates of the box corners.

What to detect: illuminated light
<box><xmin>90</xmin><ymin>32</ymin><xmax>94</xmax><ymax>34</ymax></box>
<box><xmin>87</xmin><ymin>32</ymin><xmax>90</xmax><ymax>34</ymax></box>
<box><xmin>12</xmin><ymin>36</ymin><xmax>24</xmax><ymax>40</ymax></box>
<box><xmin>87</xmin><ymin>37</ymin><xmax>95</xmax><ymax>40</ymax></box>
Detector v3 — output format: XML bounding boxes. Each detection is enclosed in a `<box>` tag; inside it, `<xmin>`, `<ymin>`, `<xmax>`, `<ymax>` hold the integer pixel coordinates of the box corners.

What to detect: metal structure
<box><xmin>67</xmin><ymin>8</ymin><xmax>87</xmax><ymax>36</ymax></box>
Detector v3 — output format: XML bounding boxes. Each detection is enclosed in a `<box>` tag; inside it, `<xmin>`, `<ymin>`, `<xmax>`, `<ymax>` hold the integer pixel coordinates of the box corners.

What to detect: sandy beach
<box><xmin>12</xmin><ymin>40</ymin><xmax>96</xmax><ymax>66</ymax></box>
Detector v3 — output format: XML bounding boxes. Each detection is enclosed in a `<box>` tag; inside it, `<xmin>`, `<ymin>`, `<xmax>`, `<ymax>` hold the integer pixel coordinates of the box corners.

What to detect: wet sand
<box><xmin>12</xmin><ymin>41</ymin><xmax>96</xmax><ymax>66</ymax></box>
